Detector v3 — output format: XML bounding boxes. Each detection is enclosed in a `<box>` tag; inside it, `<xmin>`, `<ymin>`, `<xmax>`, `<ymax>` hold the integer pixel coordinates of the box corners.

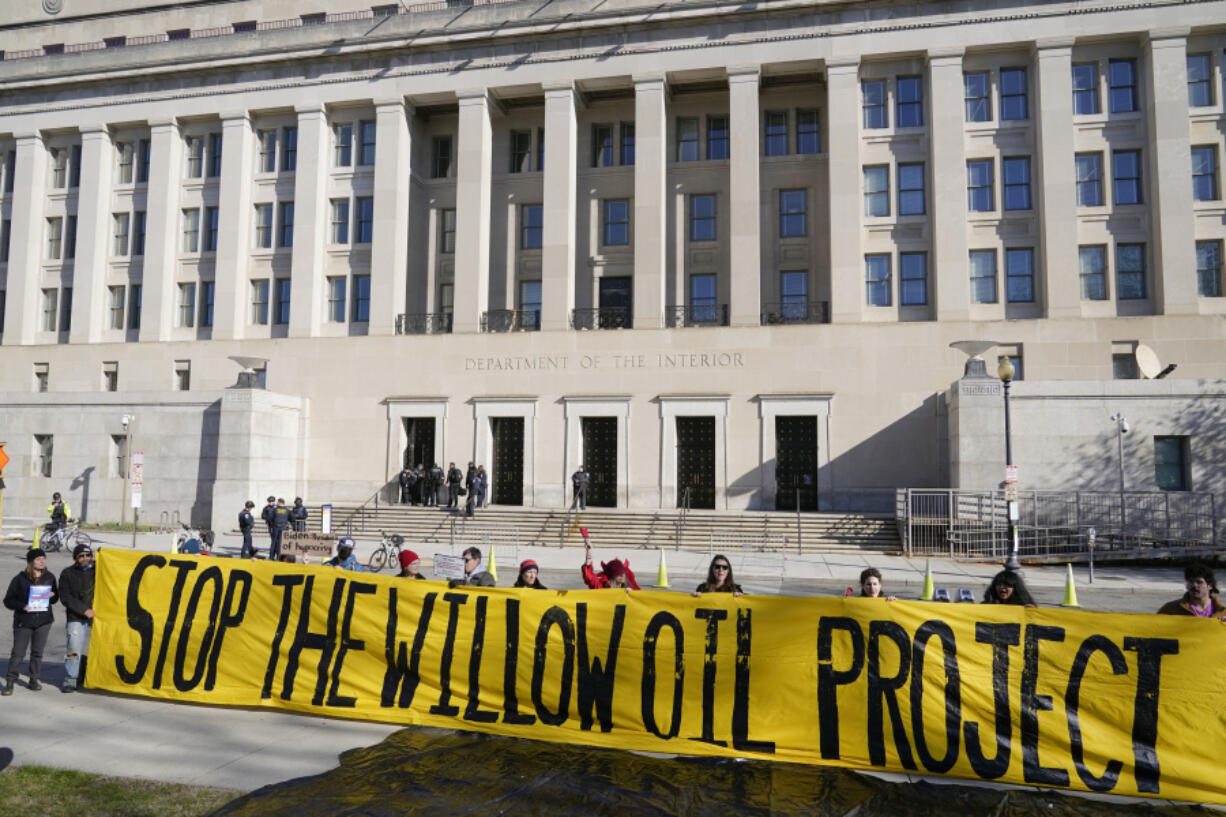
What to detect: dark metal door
<box><xmin>581</xmin><ymin>416</ymin><xmax>618</xmax><ymax>507</ymax></box>
<box><xmin>491</xmin><ymin>417</ymin><xmax>524</xmax><ymax>506</ymax></box>
<box><xmin>598</xmin><ymin>277</ymin><xmax>633</xmax><ymax>328</ymax></box>
<box><xmin>775</xmin><ymin>415</ymin><xmax>818</xmax><ymax>511</ymax></box>
<box><xmin>676</xmin><ymin>416</ymin><xmax>715</xmax><ymax>509</ymax></box>
<box><xmin>402</xmin><ymin>418</ymin><xmax>436</xmax><ymax>469</ymax></box>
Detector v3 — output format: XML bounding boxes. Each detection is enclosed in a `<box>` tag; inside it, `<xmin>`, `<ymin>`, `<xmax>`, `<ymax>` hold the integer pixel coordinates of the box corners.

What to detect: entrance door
<box><xmin>676</xmin><ymin>416</ymin><xmax>715</xmax><ymax>509</ymax></box>
<box><xmin>775</xmin><ymin>415</ymin><xmax>817</xmax><ymax>511</ymax></box>
<box><xmin>598</xmin><ymin>277</ymin><xmax>633</xmax><ymax>329</ymax></box>
<box><xmin>402</xmin><ymin>418</ymin><xmax>436</xmax><ymax>469</ymax></box>
<box><xmin>490</xmin><ymin>417</ymin><xmax>524</xmax><ymax>506</ymax></box>
<box><xmin>581</xmin><ymin>416</ymin><xmax>618</xmax><ymax>507</ymax></box>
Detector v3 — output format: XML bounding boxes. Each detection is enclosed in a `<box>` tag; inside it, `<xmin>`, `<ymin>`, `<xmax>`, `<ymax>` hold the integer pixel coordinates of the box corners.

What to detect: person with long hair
<box><xmin>514</xmin><ymin>559</ymin><xmax>548</xmax><ymax>589</ymax></box>
<box><xmin>3</xmin><ymin>548</ymin><xmax>59</xmax><ymax>695</ymax></box>
<box><xmin>693</xmin><ymin>555</ymin><xmax>743</xmax><ymax>597</ymax></box>
<box><xmin>983</xmin><ymin>569</ymin><xmax>1037</xmax><ymax>606</ymax></box>
<box><xmin>858</xmin><ymin>567</ymin><xmax>896</xmax><ymax>601</ymax></box>
<box><xmin>581</xmin><ymin>543</ymin><xmax>639</xmax><ymax>589</ymax></box>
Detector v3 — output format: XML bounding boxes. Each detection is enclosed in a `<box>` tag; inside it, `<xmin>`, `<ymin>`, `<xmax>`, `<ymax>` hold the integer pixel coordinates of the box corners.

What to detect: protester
<box><xmin>514</xmin><ymin>559</ymin><xmax>547</xmax><ymax>589</ymax></box>
<box><xmin>239</xmin><ymin>500</ymin><xmax>257</xmax><ymax>559</ymax></box>
<box><xmin>858</xmin><ymin>567</ymin><xmax>896</xmax><ymax>601</ymax></box>
<box><xmin>693</xmin><ymin>554</ymin><xmax>743</xmax><ymax>597</ymax></box>
<box><xmin>397</xmin><ymin>549</ymin><xmax>425</xmax><ymax>580</ymax></box>
<box><xmin>450</xmin><ymin>547</ymin><xmax>496</xmax><ymax>587</ymax></box>
<box><xmin>291</xmin><ymin>498</ymin><xmax>308</xmax><ymax>532</ymax></box>
<box><xmin>3</xmin><ymin>548</ymin><xmax>59</xmax><ymax>695</ymax></box>
<box><xmin>325</xmin><ymin>537</ymin><xmax>364</xmax><ymax>572</ymax></box>
<box><xmin>581</xmin><ymin>543</ymin><xmax>639</xmax><ymax>589</ymax></box>
<box><xmin>58</xmin><ymin>543</ymin><xmax>95</xmax><ymax>692</ymax></box>
<box><xmin>1157</xmin><ymin>563</ymin><xmax>1226</xmax><ymax>619</ymax></box>
<box><xmin>983</xmin><ymin>570</ymin><xmax>1037</xmax><ymax>606</ymax></box>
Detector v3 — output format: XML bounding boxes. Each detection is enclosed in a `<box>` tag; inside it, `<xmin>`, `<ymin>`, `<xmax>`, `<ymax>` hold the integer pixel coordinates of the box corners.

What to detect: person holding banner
<box><xmin>858</xmin><ymin>567</ymin><xmax>896</xmax><ymax>601</ymax></box>
<box><xmin>983</xmin><ymin>570</ymin><xmax>1037</xmax><ymax>606</ymax></box>
<box><xmin>1158</xmin><ymin>563</ymin><xmax>1226</xmax><ymax>619</ymax></box>
<box><xmin>693</xmin><ymin>555</ymin><xmax>743</xmax><ymax>597</ymax></box>
<box><xmin>582</xmin><ymin>543</ymin><xmax>639</xmax><ymax>590</ymax></box>
<box><xmin>325</xmin><ymin>537</ymin><xmax>365</xmax><ymax>572</ymax></box>
<box><xmin>2</xmin><ymin>548</ymin><xmax>59</xmax><ymax>695</ymax></box>
<box><xmin>451</xmin><ymin>547</ymin><xmax>496</xmax><ymax>587</ymax></box>
<box><xmin>514</xmin><ymin>559</ymin><xmax>547</xmax><ymax>589</ymax></box>
<box><xmin>397</xmin><ymin>550</ymin><xmax>425</xmax><ymax>580</ymax></box>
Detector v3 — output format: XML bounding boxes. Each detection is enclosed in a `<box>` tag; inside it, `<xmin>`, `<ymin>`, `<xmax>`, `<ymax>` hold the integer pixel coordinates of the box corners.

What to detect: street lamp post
<box><xmin>1110</xmin><ymin>412</ymin><xmax>1129</xmax><ymax>534</ymax></box>
<box><xmin>998</xmin><ymin>357</ymin><xmax>1021</xmax><ymax>572</ymax></box>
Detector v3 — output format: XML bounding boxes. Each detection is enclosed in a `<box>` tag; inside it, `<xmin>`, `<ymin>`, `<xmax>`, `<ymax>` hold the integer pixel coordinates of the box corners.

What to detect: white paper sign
<box><xmin>433</xmin><ymin>553</ymin><xmax>465</xmax><ymax>580</ymax></box>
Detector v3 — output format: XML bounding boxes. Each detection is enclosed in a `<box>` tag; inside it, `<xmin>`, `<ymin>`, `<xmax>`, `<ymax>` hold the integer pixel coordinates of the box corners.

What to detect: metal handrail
<box><xmin>571</xmin><ymin>307</ymin><xmax>632</xmax><ymax>330</ymax></box>
<box><xmin>396</xmin><ymin>312</ymin><xmax>453</xmax><ymax>334</ymax></box>
<box><xmin>675</xmin><ymin>486</ymin><xmax>692</xmax><ymax>550</ymax></box>
<box><xmin>665</xmin><ymin>304</ymin><xmax>728</xmax><ymax>328</ymax></box>
<box><xmin>760</xmin><ymin>301</ymin><xmax>830</xmax><ymax>325</ymax></box>
<box><xmin>481</xmin><ymin>309</ymin><xmax>540</xmax><ymax>333</ymax></box>
<box><xmin>336</xmin><ymin>480</ymin><xmax>398</xmax><ymax>535</ymax></box>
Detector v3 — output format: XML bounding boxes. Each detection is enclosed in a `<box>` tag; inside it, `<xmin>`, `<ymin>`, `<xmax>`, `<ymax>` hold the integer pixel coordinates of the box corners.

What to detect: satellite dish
<box><xmin>1135</xmin><ymin>344</ymin><xmax>1161</xmax><ymax>379</ymax></box>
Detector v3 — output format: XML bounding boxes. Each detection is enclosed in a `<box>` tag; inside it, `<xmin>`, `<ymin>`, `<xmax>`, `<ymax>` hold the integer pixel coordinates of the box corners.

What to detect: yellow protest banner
<box><xmin>90</xmin><ymin>549</ymin><xmax>1226</xmax><ymax>804</ymax></box>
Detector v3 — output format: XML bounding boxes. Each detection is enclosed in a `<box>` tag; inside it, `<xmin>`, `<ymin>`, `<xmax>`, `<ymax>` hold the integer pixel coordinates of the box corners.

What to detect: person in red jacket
<box><xmin>581</xmin><ymin>542</ymin><xmax>639</xmax><ymax>589</ymax></box>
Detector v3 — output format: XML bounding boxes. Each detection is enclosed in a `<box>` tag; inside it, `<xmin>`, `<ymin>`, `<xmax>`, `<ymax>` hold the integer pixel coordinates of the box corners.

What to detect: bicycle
<box><xmin>367</xmin><ymin>530</ymin><xmax>404</xmax><ymax>572</ymax></box>
<box><xmin>41</xmin><ymin>521</ymin><xmax>92</xmax><ymax>553</ymax></box>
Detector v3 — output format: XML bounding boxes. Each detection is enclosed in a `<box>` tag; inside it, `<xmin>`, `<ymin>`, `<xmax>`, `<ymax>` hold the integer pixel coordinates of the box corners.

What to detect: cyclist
<box><xmin>42</xmin><ymin>492</ymin><xmax>71</xmax><ymax>547</ymax></box>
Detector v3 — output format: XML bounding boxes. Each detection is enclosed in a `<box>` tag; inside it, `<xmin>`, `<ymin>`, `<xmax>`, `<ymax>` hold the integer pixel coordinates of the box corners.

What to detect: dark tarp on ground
<box><xmin>208</xmin><ymin>728</ymin><xmax>1213</xmax><ymax>817</ymax></box>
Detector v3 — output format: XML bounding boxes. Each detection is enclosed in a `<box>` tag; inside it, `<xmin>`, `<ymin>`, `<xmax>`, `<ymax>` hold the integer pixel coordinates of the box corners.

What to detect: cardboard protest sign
<box><xmin>282</xmin><ymin>532</ymin><xmax>336</xmax><ymax>562</ymax></box>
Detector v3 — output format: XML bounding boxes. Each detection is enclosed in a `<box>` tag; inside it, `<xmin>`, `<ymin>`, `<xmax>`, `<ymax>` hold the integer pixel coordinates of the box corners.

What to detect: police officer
<box><xmin>291</xmin><ymin>497</ymin><xmax>308</xmax><ymax>532</ymax></box>
<box><xmin>271</xmin><ymin>498</ymin><xmax>292</xmax><ymax>561</ymax></box>
<box><xmin>261</xmin><ymin>496</ymin><xmax>276</xmax><ymax>554</ymax></box>
<box><xmin>446</xmin><ymin>462</ymin><xmax>463</xmax><ymax>508</ymax></box>
<box><xmin>427</xmin><ymin>463</ymin><xmax>443</xmax><ymax>507</ymax></box>
<box><xmin>398</xmin><ymin>467</ymin><xmax>413</xmax><ymax>504</ymax></box>
<box><xmin>239</xmin><ymin>501</ymin><xmax>256</xmax><ymax>558</ymax></box>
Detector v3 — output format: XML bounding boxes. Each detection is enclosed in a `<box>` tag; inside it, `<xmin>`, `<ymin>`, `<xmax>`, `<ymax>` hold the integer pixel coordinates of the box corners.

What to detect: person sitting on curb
<box><xmin>1158</xmin><ymin>562</ymin><xmax>1226</xmax><ymax>620</ymax></box>
<box><xmin>450</xmin><ymin>547</ymin><xmax>496</xmax><ymax>587</ymax></box>
<box><xmin>514</xmin><ymin>559</ymin><xmax>547</xmax><ymax>589</ymax></box>
<box><xmin>397</xmin><ymin>550</ymin><xmax>425</xmax><ymax>580</ymax></box>
<box><xmin>858</xmin><ymin>567</ymin><xmax>897</xmax><ymax>601</ymax></box>
<box><xmin>693</xmin><ymin>554</ymin><xmax>743</xmax><ymax>597</ymax></box>
<box><xmin>581</xmin><ymin>543</ymin><xmax>639</xmax><ymax>589</ymax></box>
<box><xmin>325</xmin><ymin>537</ymin><xmax>364</xmax><ymax>572</ymax></box>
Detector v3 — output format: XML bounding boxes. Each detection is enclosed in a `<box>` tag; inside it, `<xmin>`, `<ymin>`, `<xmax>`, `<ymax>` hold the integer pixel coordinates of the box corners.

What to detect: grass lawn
<box><xmin>0</xmin><ymin>765</ymin><xmax>237</xmax><ymax>817</ymax></box>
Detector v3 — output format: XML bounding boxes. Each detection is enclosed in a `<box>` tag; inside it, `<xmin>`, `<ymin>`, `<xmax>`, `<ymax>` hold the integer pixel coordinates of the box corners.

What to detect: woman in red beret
<box><xmin>581</xmin><ymin>543</ymin><xmax>639</xmax><ymax>589</ymax></box>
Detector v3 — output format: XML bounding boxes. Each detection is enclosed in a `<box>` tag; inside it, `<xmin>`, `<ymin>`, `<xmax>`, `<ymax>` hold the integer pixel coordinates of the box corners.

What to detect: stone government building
<box><xmin>0</xmin><ymin>0</ymin><xmax>1223</xmax><ymax>535</ymax></box>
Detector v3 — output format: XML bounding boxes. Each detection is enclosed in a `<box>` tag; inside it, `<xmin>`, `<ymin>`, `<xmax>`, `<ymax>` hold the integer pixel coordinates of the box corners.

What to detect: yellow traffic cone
<box><xmin>1060</xmin><ymin>563</ymin><xmax>1081</xmax><ymax>608</ymax></box>
<box><xmin>653</xmin><ymin>549</ymin><xmax>670</xmax><ymax>588</ymax></box>
<box><xmin>920</xmin><ymin>559</ymin><xmax>934</xmax><ymax>601</ymax></box>
<box><xmin>487</xmin><ymin>546</ymin><xmax>498</xmax><ymax>583</ymax></box>
<box><xmin>32</xmin><ymin>525</ymin><xmax>40</xmax><ymax>548</ymax></box>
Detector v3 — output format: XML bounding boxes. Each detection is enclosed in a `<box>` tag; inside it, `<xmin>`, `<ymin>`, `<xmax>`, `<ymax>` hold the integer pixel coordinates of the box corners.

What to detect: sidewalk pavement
<box><xmin>0</xmin><ymin>532</ymin><xmax>1191</xmax><ymax>794</ymax></box>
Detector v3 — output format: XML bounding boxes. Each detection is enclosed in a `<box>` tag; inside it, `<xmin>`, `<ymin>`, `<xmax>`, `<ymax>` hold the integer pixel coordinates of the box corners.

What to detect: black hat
<box><xmin>244</xmin><ymin>500</ymin><xmax>255</xmax><ymax>508</ymax></box>
<box><xmin>73</xmin><ymin>543</ymin><xmax>93</xmax><ymax>559</ymax></box>
<box><xmin>52</xmin><ymin>492</ymin><xmax>62</xmax><ymax>500</ymax></box>
<box><xmin>267</xmin><ymin>496</ymin><xmax>276</xmax><ymax>502</ymax></box>
<box><xmin>26</xmin><ymin>547</ymin><xmax>47</xmax><ymax>562</ymax></box>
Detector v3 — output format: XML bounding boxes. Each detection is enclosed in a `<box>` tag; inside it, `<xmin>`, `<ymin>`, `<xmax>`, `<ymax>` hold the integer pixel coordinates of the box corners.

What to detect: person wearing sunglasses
<box><xmin>450</xmin><ymin>546</ymin><xmax>496</xmax><ymax>587</ymax></box>
<box><xmin>693</xmin><ymin>555</ymin><xmax>743</xmax><ymax>598</ymax></box>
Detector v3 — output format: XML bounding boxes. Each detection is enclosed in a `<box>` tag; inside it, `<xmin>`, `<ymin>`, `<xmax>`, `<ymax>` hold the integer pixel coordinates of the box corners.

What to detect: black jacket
<box><xmin>447</xmin><ymin>467</ymin><xmax>463</xmax><ymax>487</ymax></box>
<box><xmin>58</xmin><ymin>564</ymin><xmax>94</xmax><ymax>623</ymax></box>
<box><xmin>261</xmin><ymin>504</ymin><xmax>276</xmax><ymax>526</ymax></box>
<box><xmin>239</xmin><ymin>509</ymin><xmax>255</xmax><ymax>532</ymax></box>
<box><xmin>4</xmin><ymin>570</ymin><xmax>59</xmax><ymax>629</ymax></box>
<box><xmin>272</xmin><ymin>505</ymin><xmax>293</xmax><ymax>530</ymax></box>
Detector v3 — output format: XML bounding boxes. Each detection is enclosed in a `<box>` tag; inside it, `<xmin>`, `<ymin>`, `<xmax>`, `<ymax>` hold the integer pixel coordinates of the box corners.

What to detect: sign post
<box><xmin>130</xmin><ymin>451</ymin><xmax>144</xmax><ymax>550</ymax></box>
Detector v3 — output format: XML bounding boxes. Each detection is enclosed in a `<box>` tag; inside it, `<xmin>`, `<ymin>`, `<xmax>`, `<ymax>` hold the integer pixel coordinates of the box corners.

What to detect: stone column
<box><xmin>213</xmin><ymin>112</ymin><xmax>254</xmax><ymax>340</ymax></box>
<box><xmin>929</xmin><ymin>49</ymin><xmax>971</xmax><ymax>322</ymax></box>
<box><xmin>1033</xmin><ymin>40</ymin><xmax>1080</xmax><ymax>318</ymax></box>
<box><xmin>633</xmin><ymin>74</ymin><xmax>668</xmax><ymax>329</ymax></box>
<box><xmin>70</xmin><ymin>126</ymin><xmax>113</xmax><ymax>344</ymax></box>
<box><xmin>728</xmin><ymin>66</ymin><xmax>762</xmax><ymax>327</ymax></box>
<box><xmin>289</xmin><ymin>105</ymin><xmax>329</xmax><ymax>338</ymax></box>
<box><xmin>1145</xmin><ymin>28</ymin><xmax>1197</xmax><ymax>314</ymax></box>
<box><xmin>453</xmin><ymin>90</ymin><xmax>493</xmax><ymax>334</ymax></box>
<box><xmin>2</xmin><ymin>133</ymin><xmax>48</xmax><ymax>345</ymax></box>
<box><xmin>370</xmin><ymin>99</ymin><xmax>412</xmax><ymax>335</ymax></box>
<box><xmin>825</xmin><ymin>57</ymin><xmax>863</xmax><ymax>323</ymax></box>
<box><xmin>541</xmin><ymin>82</ymin><xmax>578</xmax><ymax>332</ymax></box>
<box><xmin>139</xmin><ymin>119</ymin><xmax>183</xmax><ymax>342</ymax></box>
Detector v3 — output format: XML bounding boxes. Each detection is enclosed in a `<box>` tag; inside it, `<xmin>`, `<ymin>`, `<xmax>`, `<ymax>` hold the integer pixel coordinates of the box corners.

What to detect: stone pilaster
<box><xmin>453</xmin><ymin>90</ymin><xmax>493</xmax><ymax>334</ymax></box>
<box><xmin>541</xmin><ymin>82</ymin><xmax>578</xmax><ymax>332</ymax></box>
<box><xmin>633</xmin><ymin>74</ymin><xmax>668</xmax><ymax>329</ymax></box>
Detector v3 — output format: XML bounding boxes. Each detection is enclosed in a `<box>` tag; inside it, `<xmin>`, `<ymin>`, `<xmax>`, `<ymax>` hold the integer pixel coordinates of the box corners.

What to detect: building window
<box><xmin>863</xmin><ymin>166</ymin><xmax>889</xmax><ymax>217</ymax></box>
<box><xmin>1005</xmin><ymin>247</ymin><xmax>1034</xmax><ymax>303</ymax></box>
<box><xmin>331</xmin><ymin>199</ymin><xmax>350</xmax><ymax>244</ymax></box>
<box><xmin>108</xmin><ymin>286</ymin><xmax>126</xmax><ymax>329</ymax></box>
<box><xmin>619</xmin><ymin>122</ymin><xmax>635</xmax><ymax>165</ymax></box>
<box><xmin>69</xmin><ymin>144</ymin><xmax>81</xmax><ymax>188</ymax></box>
<box><xmin>102</xmin><ymin>361</ymin><xmax>118</xmax><ymax>392</ymax></box>
<box><xmin>50</xmin><ymin>147</ymin><xmax>68</xmax><ymax>188</ymax></box>
<box><xmin>1113</xmin><ymin>351</ymin><xmax>1139</xmax><ymax>380</ymax></box>
<box><xmin>439</xmin><ymin>209</ymin><xmax>456</xmax><ymax>254</ymax></box>
<box><xmin>204</xmin><ymin>206</ymin><xmax>218</xmax><ymax>252</ymax></box>
<box><xmin>355</xmin><ymin>197</ymin><xmax>374</xmax><ymax>243</ymax></box>
<box><xmin>1187</xmin><ymin>54</ymin><xmax>1213</xmax><ymax>107</ymax></box>
<box><xmin>46</xmin><ymin>217</ymin><xmax>63</xmax><ymax>260</ymax></box>
<box><xmin>128</xmin><ymin>284</ymin><xmax>142</xmax><ymax>330</ymax></box>
<box><xmin>352</xmin><ymin>274</ymin><xmax>371</xmax><ymax>322</ymax></box>
<box><xmin>509</xmin><ymin>130</ymin><xmax>532</xmax><ymax>173</ymax></box>
<box><xmin>439</xmin><ymin>284</ymin><xmax>454</xmax><ymax>318</ymax></box>
<box><xmin>964</xmin><ymin>72</ymin><xmax>991</xmax><ymax>122</ymax></box>
<box><xmin>60</xmin><ymin>287</ymin><xmax>72</xmax><ymax>331</ymax></box>
<box><xmin>521</xmin><ymin>204</ymin><xmax>543</xmax><ymax>250</ymax></box>
<box><xmin>865</xmin><ymin>254</ymin><xmax>891</xmax><ymax>306</ymax></box>
<box><xmin>1072</xmin><ymin>63</ymin><xmax>1099</xmax><ymax>115</ymax></box>
<box><xmin>706</xmin><ymin>115</ymin><xmax>729</xmax><ymax>160</ymax></box>
<box><xmin>592</xmin><ymin>124</ymin><xmax>615</xmax><ymax>167</ymax></box>
<box><xmin>689</xmin><ymin>274</ymin><xmax>717</xmax><ymax>320</ymax></box>
<box><xmin>900</xmin><ymin>252</ymin><xmax>928</xmax><ymax>306</ymax></box>
<box><xmin>897</xmin><ymin>163</ymin><xmax>925</xmax><ymax>216</ymax></box>
<box><xmin>999</xmin><ymin>68</ymin><xmax>1028</xmax><ymax>120</ymax></box>
<box><xmin>34</xmin><ymin>435</ymin><xmax>53</xmax><ymax>478</ymax></box>
<box><xmin>1192</xmin><ymin>146</ymin><xmax>1218</xmax><ymax>201</ymax></box>
<box><xmin>780</xmin><ymin>270</ymin><xmax>807</xmax><ymax>318</ymax></box>
<box><xmin>174</xmin><ymin>360</ymin><xmax>191</xmax><ymax>391</ymax></box>
<box><xmin>112</xmin><ymin>213</ymin><xmax>130</xmax><ymax>256</ymax></box>
<box><xmin>177</xmin><ymin>282</ymin><xmax>196</xmax><ymax>328</ymax></box>
<box><xmin>133</xmin><ymin>211</ymin><xmax>146</xmax><ymax>256</ymax></box>
<box><xmin>779</xmin><ymin>190</ymin><xmax>807</xmax><ymax>238</ymax></box>
<box><xmin>1154</xmin><ymin>436</ymin><xmax>1189</xmax><ymax>491</ymax></box>
<box><xmin>111</xmin><ymin>434</ymin><xmax>128</xmax><ymax>477</ymax></box>
<box><xmin>796</xmin><ymin>109</ymin><xmax>820</xmax><ymax>154</ymax></box>
<box><xmin>207</xmin><ymin>133</ymin><xmax>222</xmax><ymax>177</ymax></box>
<box><xmin>1002</xmin><ymin>156</ymin><xmax>1031</xmax><ymax>210</ymax></box>
<box><xmin>519</xmin><ymin>280</ymin><xmax>542</xmax><ymax>329</ymax></box>
<box><xmin>0</xmin><ymin>219</ymin><xmax>9</xmax><ymax>263</ymax></box>
<box><xmin>676</xmin><ymin>117</ymin><xmax>699</xmax><ymax>162</ymax></box>
<box><xmin>258</xmin><ymin>129</ymin><xmax>277</xmax><ymax>174</ymax></box>
<box><xmin>182</xmin><ymin>209</ymin><xmax>200</xmax><ymax>253</ymax></box>
<box><xmin>334</xmin><ymin>123</ymin><xmax>353</xmax><ymax>167</ymax></box>
<box><xmin>969</xmin><ymin>249</ymin><xmax>997</xmax><ymax>303</ymax></box>
<box><xmin>1113</xmin><ymin>150</ymin><xmax>1142</xmax><ymax>205</ymax></box>
<box><xmin>64</xmin><ymin>216</ymin><xmax>77</xmax><ymax>260</ymax></box>
<box><xmin>862</xmin><ymin>79</ymin><xmax>887</xmax><ymax>129</ymax></box>
<box><xmin>250</xmin><ymin>279</ymin><xmax>269</xmax><ymax>325</ymax></box>
<box><xmin>1075</xmin><ymin>153</ymin><xmax>1104</xmax><ymax>207</ymax></box>
<box><xmin>117</xmin><ymin>141</ymin><xmax>134</xmax><ymax>184</ymax></box>
<box><xmin>3</xmin><ymin>150</ymin><xmax>14</xmax><ymax>193</ymax></box>
<box><xmin>185</xmin><ymin>136</ymin><xmax>204</xmax><ymax>178</ymax></box>
<box><xmin>764</xmin><ymin>112</ymin><xmax>788</xmax><ymax>156</ymax></box>
<box><xmin>200</xmin><ymin>281</ymin><xmax>215</xmax><ymax>327</ymax></box>
<box><xmin>896</xmin><ymin>76</ymin><xmax>923</xmax><ymax>127</ymax></box>
<box><xmin>1116</xmin><ymin>243</ymin><xmax>1146</xmax><ymax>300</ymax></box>
<box><xmin>1079</xmin><ymin>246</ymin><xmax>1107</xmax><ymax>300</ymax></box>
<box><xmin>603</xmin><ymin>199</ymin><xmax>630</xmax><ymax>246</ymax></box>
<box><xmin>1197</xmin><ymin>240</ymin><xmax>1223</xmax><ymax>298</ymax></box>
<box><xmin>689</xmin><ymin>194</ymin><xmax>716</xmax><ymax>241</ymax></box>
<box><xmin>1108</xmin><ymin>59</ymin><xmax>1137</xmax><ymax>113</ymax></box>
<box><xmin>358</xmin><ymin>120</ymin><xmax>376</xmax><ymax>166</ymax></box>
<box><xmin>274</xmin><ymin>278</ymin><xmax>291</xmax><ymax>325</ymax></box>
<box><xmin>278</xmin><ymin>201</ymin><xmax>295</xmax><ymax>248</ymax></box>
<box><xmin>33</xmin><ymin>362</ymin><xmax>49</xmax><ymax>393</ymax></box>
<box><xmin>431</xmin><ymin>135</ymin><xmax>452</xmax><ymax>178</ymax></box>
<box><xmin>536</xmin><ymin>127</ymin><xmax>546</xmax><ymax>172</ymax></box>
<box><xmin>282</xmin><ymin>126</ymin><xmax>298</xmax><ymax>172</ymax></box>
<box><xmin>254</xmin><ymin>204</ymin><xmax>273</xmax><ymax>249</ymax></box>
<box><xmin>966</xmin><ymin>159</ymin><xmax>994</xmax><ymax>212</ymax></box>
